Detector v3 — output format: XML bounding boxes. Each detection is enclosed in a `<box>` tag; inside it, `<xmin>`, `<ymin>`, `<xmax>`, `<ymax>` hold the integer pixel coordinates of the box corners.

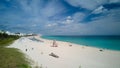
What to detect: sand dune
<box><xmin>9</xmin><ymin>36</ymin><xmax>120</xmax><ymax>68</ymax></box>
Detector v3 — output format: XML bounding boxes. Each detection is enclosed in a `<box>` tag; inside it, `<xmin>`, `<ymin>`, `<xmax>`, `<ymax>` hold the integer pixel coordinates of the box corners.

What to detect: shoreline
<box><xmin>40</xmin><ymin>36</ymin><xmax>120</xmax><ymax>52</ymax></box>
<box><xmin>9</xmin><ymin>36</ymin><xmax>120</xmax><ymax>68</ymax></box>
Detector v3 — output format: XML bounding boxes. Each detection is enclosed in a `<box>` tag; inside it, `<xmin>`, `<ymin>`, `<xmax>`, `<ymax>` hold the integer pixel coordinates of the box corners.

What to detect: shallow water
<box><xmin>42</xmin><ymin>36</ymin><xmax>120</xmax><ymax>50</ymax></box>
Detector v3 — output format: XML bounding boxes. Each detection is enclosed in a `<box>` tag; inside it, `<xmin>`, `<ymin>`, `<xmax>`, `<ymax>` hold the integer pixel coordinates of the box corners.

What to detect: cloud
<box><xmin>0</xmin><ymin>0</ymin><xmax>67</xmax><ymax>32</ymax></box>
<box><xmin>40</xmin><ymin>0</ymin><xmax>66</xmax><ymax>17</ymax></box>
<box><xmin>65</xmin><ymin>0</ymin><xmax>108</xmax><ymax>10</ymax></box>
<box><xmin>15</xmin><ymin>0</ymin><xmax>66</xmax><ymax>17</ymax></box>
<box><xmin>72</xmin><ymin>12</ymin><xmax>85</xmax><ymax>22</ymax></box>
<box><xmin>43</xmin><ymin>8</ymin><xmax>120</xmax><ymax>35</ymax></box>
<box><xmin>56</xmin><ymin>13</ymin><xmax>85</xmax><ymax>26</ymax></box>
<box><xmin>46</xmin><ymin>23</ymin><xmax>58</xmax><ymax>27</ymax></box>
<box><xmin>65</xmin><ymin>0</ymin><xmax>120</xmax><ymax>10</ymax></box>
<box><xmin>0</xmin><ymin>0</ymin><xmax>120</xmax><ymax>35</ymax></box>
<box><xmin>92</xmin><ymin>6</ymin><xmax>108</xmax><ymax>14</ymax></box>
<box><xmin>61</xmin><ymin>16</ymin><xmax>74</xmax><ymax>25</ymax></box>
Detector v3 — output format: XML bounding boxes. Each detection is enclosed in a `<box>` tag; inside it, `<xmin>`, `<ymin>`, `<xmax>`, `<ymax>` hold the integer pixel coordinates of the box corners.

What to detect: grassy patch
<box><xmin>0</xmin><ymin>32</ymin><xmax>19</xmax><ymax>47</ymax></box>
<box><xmin>0</xmin><ymin>38</ymin><xmax>17</xmax><ymax>47</ymax></box>
<box><xmin>0</xmin><ymin>32</ymin><xmax>31</xmax><ymax>68</ymax></box>
<box><xmin>0</xmin><ymin>47</ymin><xmax>31</xmax><ymax>68</ymax></box>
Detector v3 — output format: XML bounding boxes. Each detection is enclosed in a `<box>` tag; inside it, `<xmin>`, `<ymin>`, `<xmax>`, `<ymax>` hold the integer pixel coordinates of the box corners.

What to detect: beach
<box><xmin>9</xmin><ymin>36</ymin><xmax>120</xmax><ymax>68</ymax></box>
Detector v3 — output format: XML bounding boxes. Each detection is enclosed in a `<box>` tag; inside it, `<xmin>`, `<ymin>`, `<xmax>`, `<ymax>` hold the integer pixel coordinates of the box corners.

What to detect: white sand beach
<box><xmin>9</xmin><ymin>36</ymin><xmax>120</xmax><ymax>68</ymax></box>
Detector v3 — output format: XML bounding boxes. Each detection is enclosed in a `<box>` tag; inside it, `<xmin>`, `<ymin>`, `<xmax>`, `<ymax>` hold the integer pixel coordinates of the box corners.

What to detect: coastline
<box><xmin>41</xmin><ymin>35</ymin><xmax>120</xmax><ymax>51</ymax></box>
<box><xmin>9</xmin><ymin>35</ymin><xmax>120</xmax><ymax>68</ymax></box>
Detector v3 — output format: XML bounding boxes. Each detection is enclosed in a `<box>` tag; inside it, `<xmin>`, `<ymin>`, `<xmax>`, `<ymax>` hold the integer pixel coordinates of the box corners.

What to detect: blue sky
<box><xmin>0</xmin><ymin>0</ymin><xmax>120</xmax><ymax>35</ymax></box>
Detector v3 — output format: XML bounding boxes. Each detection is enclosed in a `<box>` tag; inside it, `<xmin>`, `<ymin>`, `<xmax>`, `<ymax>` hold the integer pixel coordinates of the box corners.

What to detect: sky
<box><xmin>0</xmin><ymin>0</ymin><xmax>120</xmax><ymax>35</ymax></box>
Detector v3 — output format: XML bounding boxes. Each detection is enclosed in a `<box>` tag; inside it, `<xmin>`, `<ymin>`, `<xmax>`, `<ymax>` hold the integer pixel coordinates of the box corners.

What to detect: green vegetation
<box><xmin>0</xmin><ymin>32</ymin><xmax>19</xmax><ymax>46</ymax></box>
<box><xmin>0</xmin><ymin>32</ymin><xmax>31</xmax><ymax>68</ymax></box>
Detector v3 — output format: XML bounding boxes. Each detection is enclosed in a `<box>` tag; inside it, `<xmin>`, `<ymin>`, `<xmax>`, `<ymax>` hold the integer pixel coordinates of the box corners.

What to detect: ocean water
<box><xmin>41</xmin><ymin>36</ymin><xmax>120</xmax><ymax>50</ymax></box>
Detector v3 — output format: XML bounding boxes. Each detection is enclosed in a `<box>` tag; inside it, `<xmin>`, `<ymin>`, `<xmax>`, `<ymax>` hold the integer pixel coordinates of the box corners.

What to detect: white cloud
<box><xmin>16</xmin><ymin>0</ymin><xmax>65</xmax><ymax>17</ymax></box>
<box><xmin>73</xmin><ymin>12</ymin><xmax>85</xmax><ymax>22</ymax></box>
<box><xmin>46</xmin><ymin>23</ymin><xmax>57</xmax><ymax>27</ymax></box>
<box><xmin>59</xmin><ymin>13</ymin><xmax>85</xmax><ymax>25</ymax></box>
<box><xmin>32</xmin><ymin>24</ymin><xmax>37</xmax><ymax>27</ymax></box>
<box><xmin>65</xmin><ymin>0</ymin><xmax>108</xmax><ymax>10</ymax></box>
<box><xmin>67</xmin><ymin>16</ymin><xmax>72</xmax><ymax>19</ymax></box>
<box><xmin>65</xmin><ymin>0</ymin><xmax>120</xmax><ymax>10</ymax></box>
<box><xmin>61</xmin><ymin>16</ymin><xmax>74</xmax><ymax>25</ymax></box>
<box><xmin>40</xmin><ymin>0</ymin><xmax>66</xmax><ymax>17</ymax></box>
<box><xmin>44</xmin><ymin>9</ymin><xmax>120</xmax><ymax>35</ymax></box>
<box><xmin>92</xmin><ymin>6</ymin><xmax>108</xmax><ymax>14</ymax></box>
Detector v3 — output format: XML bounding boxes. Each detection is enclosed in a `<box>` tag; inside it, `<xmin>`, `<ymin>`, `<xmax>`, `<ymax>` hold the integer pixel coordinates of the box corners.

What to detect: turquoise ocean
<box><xmin>41</xmin><ymin>36</ymin><xmax>120</xmax><ymax>51</ymax></box>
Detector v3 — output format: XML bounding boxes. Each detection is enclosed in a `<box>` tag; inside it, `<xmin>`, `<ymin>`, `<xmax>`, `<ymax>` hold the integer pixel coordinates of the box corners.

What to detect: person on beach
<box><xmin>25</xmin><ymin>49</ymin><xmax>27</xmax><ymax>51</ymax></box>
<box><xmin>32</xmin><ymin>48</ymin><xmax>34</xmax><ymax>50</ymax></box>
<box><xmin>52</xmin><ymin>40</ymin><xmax>58</xmax><ymax>47</ymax></box>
